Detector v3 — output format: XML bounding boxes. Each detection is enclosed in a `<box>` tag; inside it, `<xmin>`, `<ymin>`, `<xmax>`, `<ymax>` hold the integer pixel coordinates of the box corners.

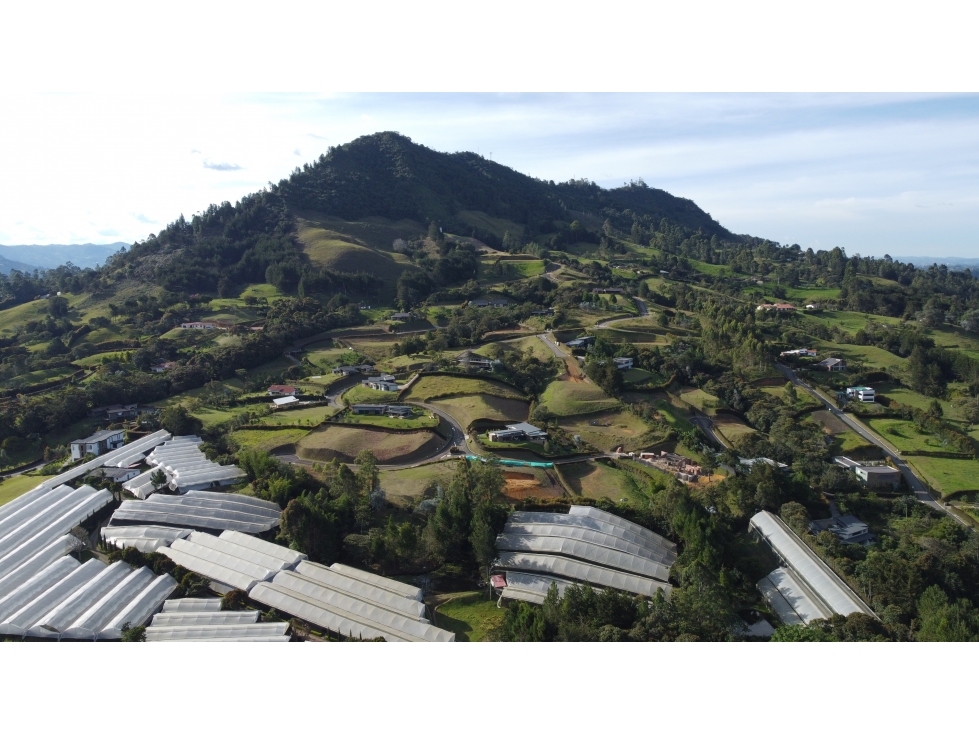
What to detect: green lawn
<box><xmin>803</xmin><ymin>310</ymin><xmax>903</xmax><ymax>335</ymax></box>
<box><xmin>557</xmin><ymin>409</ymin><xmax>664</xmax><ymax>453</ymax></box>
<box><xmin>538</xmin><ymin>378</ymin><xmax>620</xmax><ymax>417</ymax></box>
<box><xmin>432</xmin><ymin>591</ymin><xmax>503</xmax><ymax>641</ymax></box>
<box><xmin>477</xmin><ymin>258</ymin><xmax>545</xmax><ymax>283</ymax></box>
<box><xmin>190</xmin><ymin>405</ymin><xmax>257</xmax><ymax>428</ymax></box>
<box><xmin>809</xmin><ymin>339</ymin><xmax>907</xmax><ymax>371</ymax></box>
<box><xmin>340</xmin><ymin>412</ymin><xmax>438</xmax><ymax>430</ymax></box>
<box><xmin>558</xmin><ymin>460</ymin><xmax>637</xmax><ymax>501</ymax></box>
<box><xmin>866</xmin><ymin>418</ymin><xmax>948</xmax><ymax>453</ymax></box>
<box><xmin>678</xmin><ymin>388</ymin><xmax>725</xmax><ymax>415</ymax></box>
<box><xmin>650</xmin><ymin>397</ymin><xmax>696</xmax><ymax>433</ymax></box>
<box><xmin>2</xmin><ymin>365</ymin><xmax>77</xmax><ymax>390</ymax></box>
<box><xmin>73</xmin><ymin>351</ymin><xmax>131</xmax><ymax>367</ymax></box>
<box><xmin>0</xmin><ymin>473</ymin><xmax>43</xmax><ymax>508</ymax></box>
<box><xmin>473</xmin><ymin>336</ymin><xmax>555</xmax><ymax>363</ymax></box>
<box><xmin>342</xmin><ymin>385</ymin><xmax>403</xmax><ymax>405</ymax></box>
<box><xmin>257</xmin><ymin>405</ymin><xmax>340</xmax><ymax>426</ymax></box>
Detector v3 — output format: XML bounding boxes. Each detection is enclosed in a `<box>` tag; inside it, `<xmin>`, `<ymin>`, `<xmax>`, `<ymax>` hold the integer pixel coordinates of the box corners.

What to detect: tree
<box><xmin>160</xmin><ymin>404</ymin><xmax>202</xmax><ymax>436</ymax></box>
<box><xmin>221</xmin><ymin>589</ymin><xmax>249</xmax><ymax>610</ymax></box>
<box><xmin>780</xmin><ymin>501</ymin><xmax>810</xmax><ymax>535</ymax></box>
<box><xmin>783</xmin><ymin>381</ymin><xmax>797</xmax><ymax>405</ymax></box>
<box><xmin>120</xmin><ymin>623</ymin><xmax>146</xmax><ymax>642</ymax></box>
<box><xmin>150</xmin><ymin>469</ymin><xmax>168</xmax><ymax>493</ymax></box>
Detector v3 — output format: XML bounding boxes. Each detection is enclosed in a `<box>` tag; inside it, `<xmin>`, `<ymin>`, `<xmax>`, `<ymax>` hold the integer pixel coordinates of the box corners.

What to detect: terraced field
<box><xmin>428</xmin><ymin>395</ymin><xmax>529</xmax><ymax>427</ymax></box>
<box><xmin>558</xmin><ymin>461</ymin><xmax>637</xmax><ymax>502</ymax></box>
<box><xmin>402</xmin><ymin>375</ymin><xmax>524</xmax><ymax>402</ymax></box>
<box><xmin>557</xmin><ymin>409</ymin><xmax>663</xmax><ymax>452</ymax></box>
<box><xmin>379</xmin><ymin>461</ymin><xmax>459</xmax><ymax>503</ymax></box>
<box><xmin>231</xmin><ymin>428</ymin><xmax>310</xmax><ymax>453</ymax></box>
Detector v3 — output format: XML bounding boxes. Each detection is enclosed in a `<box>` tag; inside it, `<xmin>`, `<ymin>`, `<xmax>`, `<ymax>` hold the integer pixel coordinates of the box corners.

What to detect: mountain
<box><xmin>893</xmin><ymin>255</ymin><xmax>979</xmax><ymax>274</ymax></box>
<box><xmin>0</xmin><ymin>243</ymin><xmax>126</xmax><ymax>271</ymax></box>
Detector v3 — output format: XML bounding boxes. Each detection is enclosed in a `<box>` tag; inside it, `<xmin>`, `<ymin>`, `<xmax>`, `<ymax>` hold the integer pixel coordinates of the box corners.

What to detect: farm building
<box><xmin>390</xmin><ymin>312</ymin><xmax>412</xmax><ymax>322</ymax></box>
<box><xmin>492</xmin><ymin>506</ymin><xmax>676</xmax><ymax>603</ymax></box>
<box><xmin>750</xmin><ymin>511</ymin><xmax>875</xmax><ymax>627</ymax></box>
<box><xmin>809</xmin><ymin>515</ymin><xmax>875</xmax><ymax>546</ymax></box>
<box><xmin>70</xmin><ymin>429</ymin><xmax>125</xmax><ymax>461</ymax></box>
<box><xmin>85</xmin><ymin>466</ymin><xmax>140</xmax><ymax>484</ymax></box>
<box><xmin>272</xmin><ymin>396</ymin><xmax>299</xmax><ymax>407</ymax></box>
<box><xmin>613</xmin><ymin>357</ymin><xmax>633</xmax><ymax>370</ymax></box>
<box><xmin>780</xmin><ymin>348</ymin><xmax>818</xmax><ymax>357</ymax></box>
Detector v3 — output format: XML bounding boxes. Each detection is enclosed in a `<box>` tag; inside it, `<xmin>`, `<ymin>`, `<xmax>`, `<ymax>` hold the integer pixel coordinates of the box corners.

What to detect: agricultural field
<box><xmin>341</xmin><ymin>338</ymin><xmax>399</xmax><ymax>362</ymax></box>
<box><xmin>906</xmin><ymin>456</ymin><xmax>979</xmax><ymax>496</ymax></box>
<box><xmin>538</xmin><ymin>377</ymin><xmax>620</xmax><ymax>417</ymax></box>
<box><xmin>558</xmin><ymin>460</ymin><xmax>637</xmax><ymax>502</ymax></box>
<box><xmin>428</xmin><ymin>395</ymin><xmax>528</xmax><ymax>428</ymax></box>
<box><xmin>432</xmin><ymin>591</ymin><xmax>503</xmax><ymax>642</ymax></box>
<box><xmin>402</xmin><ymin>375</ymin><xmax>523</xmax><ymax>402</ymax></box>
<box><xmin>304</xmin><ymin>342</ymin><xmax>365</xmax><ymax>371</ymax></box>
<box><xmin>230</xmin><ymin>428</ymin><xmax>309</xmax><ymax>453</ymax></box>
<box><xmin>557</xmin><ymin>409</ymin><xmax>663</xmax><ymax>453</ymax></box>
<box><xmin>296</xmin><ymin>425</ymin><xmax>442</xmax><ymax>463</ymax></box>
<box><xmin>378</xmin><ymin>460</ymin><xmax>459</xmax><ymax>503</ymax></box>
<box><xmin>0</xmin><ymin>473</ymin><xmax>44</xmax><ymax>508</ymax></box>
<box><xmin>924</xmin><ymin>324</ymin><xmax>979</xmax><ymax>361</ymax></box>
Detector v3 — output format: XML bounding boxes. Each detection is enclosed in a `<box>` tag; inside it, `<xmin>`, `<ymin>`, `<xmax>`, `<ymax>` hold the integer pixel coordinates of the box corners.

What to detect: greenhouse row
<box><xmin>749</xmin><ymin>510</ymin><xmax>876</xmax><ymax>625</ymax></box>
<box><xmin>122</xmin><ymin>436</ymin><xmax>246</xmax><ymax>498</ymax></box>
<box><xmin>107</xmin><ymin>492</ymin><xmax>282</xmax><ymax>534</ymax></box>
<box><xmin>249</xmin><ymin>562</ymin><xmax>454</xmax><ymax>642</ymax></box>
<box><xmin>146</xmin><ymin>598</ymin><xmax>290</xmax><ymax>642</ymax></box>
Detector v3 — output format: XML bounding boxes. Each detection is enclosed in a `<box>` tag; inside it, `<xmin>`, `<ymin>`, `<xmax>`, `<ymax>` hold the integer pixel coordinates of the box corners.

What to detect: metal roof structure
<box><xmin>749</xmin><ymin>511</ymin><xmax>876</xmax><ymax>625</ymax></box>
<box><xmin>108</xmin><ymin>492</ymin><xmax>281</xmax><ymax>534</ymax></box>
<box><xmin>495</xmin><ymin>552</ymin><xmax>672</xmax><ymax>598</ymax></box>
<box><xmin>248</xmin><ymin>562</ymin><xmax>453</xmax><ymax>642</ymax></box>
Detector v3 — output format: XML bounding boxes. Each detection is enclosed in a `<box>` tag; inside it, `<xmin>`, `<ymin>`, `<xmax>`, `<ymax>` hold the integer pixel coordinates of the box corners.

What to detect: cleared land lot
<box><xmin>402</xmin><ymin>375</ymin><xmax>524</xmax><ymax>402</ymax></box>
<box><xmin>341</xmin><ymin>412</ymin><xmax>438</xmax><ymax>430</ymax></box>
<box><xmin>231</xmin><ymin>427</ymin><xmax>310</xmax><ymax>453</ymax></box>
<box><xmin>297</xmin><ymin>425</ymin><xmax>441</xmax><ymax>463</ymax></box>
<box><xmin>867</xmin><ymin>418</ymin><xmax>951</xmax><ymax>453</ymax></box>
<box><xmin>557</xmin><ymin>409</ymin><xmax>662</xmax><ymax>453</ymax></box>
<box><xmin>428</xmin><ymin>395</ymin><xmax>528</xmax><ymax>427</ymax></box>
<box><xmin>808</xmin><ymin>340</ymin><xmax>907</xmax><ymax>371</ymax></box>
<box><xmin>472</xmin><ymin>335</ymin><xmax>555</xmax><ymax>362</ymax></box>
<box><xmin>538</xmin><ymin>377</ymin><xmax>619</xmax><ymax>417</ymax></box>
<box><xmin>257</xmin><ymin>405</ymin><xmax>340</xmax><ymax>426</ymax></box>
<box><xmin>713</xmin><ymin>414</ymin><xmax>756</xmax><ymax>443</ymax></box>
<box><xmin>500</xmin><ymin>469</ymin><xmax>564</xmax><ymax>501</ymax></box>
<box><xmin>558</xmin><ymin>461</ymin><xmax>637</xmax><ymax>502</ymax></box>
<box><xmin>2</xmin><ymin>366</ymin><xmax>76</xmax><ymax>390</ymax></box>
<box><xmin>342</xmin><ymin>385</ymin><xmax>402</xmax><ymax>405</ymax></box>
<box><xmin>678</xmin><ymin>388</ymin><xmax>724</xmax><ymax>415</ymax></box>
<box><xmin>379</xmin><ymin>461</ymin><xmax>459</xmax><ymax>503</ymax></box>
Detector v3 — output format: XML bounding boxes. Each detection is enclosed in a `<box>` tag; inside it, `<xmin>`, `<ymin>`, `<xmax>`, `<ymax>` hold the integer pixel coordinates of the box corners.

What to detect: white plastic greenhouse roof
<box><xmin>109</xmin><ymin>495</ymin><xmax>281</xmax><ymax>534</ymax></box>
<box><xmin>144</xmin><ymin>437</ymin><xmax>246</xmax><ymax>494</ymax></box>
<box><xmin>162</xmin><ymin>597</ymin><xmax>223</xmax><ymax>613</ymax></box>
<box><xmin>759</xmin><ymin>568</ymin><xmax>829</xmax><ymax>626</ymax></box>
<box><xmin>503</xmin><ymin>522</ymin><xmax>675</xmax><ymax>565</ymax></box>
<box><xmin>219</xmin><ymin>530</ymin><xmax>307</xmax><ymax>566</ymax></box>
<box><xmin>294</xmin><ymin>561</ymin><xmax>427</xmax><ymax>620</ymax></box>
<box><xmin>0</xmin><ymin>559</ymin><xmax>106</xmax><ymax>636</ymax></box>
<box><xmin>248</xmin><ymin>563</ymin><xmax>452</xmax><ymax>642</ymax></box>
<box><xmin>151</xmin><ymin>610</ymin><xmax>261</xmax><ymax>626</ymax></box>
<box><xmin>495</xmin><ymin>533</ymin><xmax>671</xmax><ymax>582</ymax></box>
<box><xmin>0</xmin><ymin>534</ymin><xmax>84</xmax><ymax>591</ymax></box>
<box><xmin>166</xmin><ymin>538</ymin><xmax>278</xmax><ymax>585</ymax></box>
<box><xmin>508</xmin><ymin>511</ymin><xmax>677</xmax><ymax>561</ymax></box>
<box><xmin>100</xmin><ymin>525</ymin><xmax>191</xmax><ymax>553</ymax></box>
<box><xmin>183</xmin><ymin>532</ymin><xmax>296</xmax><ymax>573</ymax></box>
<box><xmin>30</xmin><ymin>430</ymin><xmax>171</xmax><ymax>494</ymax></box>
<box><xmin>98</xmin><ymin>574</ymin><xmax>178</xmax><ymax>640</ymax></box>
<box><xmin>749</xmin><ymin>511</ymin><xmax>875</xmax><ymax>619</ymax></box>
<box><xmin>62</xmin><ymin>566</ymin><xmax>157</xmax><ymax>639</ymax></box>
<box><xmin>757</xmin><ymin>576</ymin><xmax>805</xmax><ymax>627</ymax></box>
<box><xmin>494</xmin><ymin>552</ymin><xmax>672</xmax><ymax>598</ymax></box>
<box><xmin>146</xmin><ymin>493</ymin><xmax>281</xmax><ymax>519</ymax></box>
<box><xmin>145</xmin><ymin>622</ymin><xmax>289</xmax><ymax>641</ymax></box>
<box><xmin>567</xmin><ymin>505</ymin><xmax>677</xmax><ymax>553</ymax></box>
<box><xmin>500</xmin><ymin>572</ymin><xmax>575</xmax><ymax>605</ymax></box>
<box><xmin>0</xmin><ymin>555</ymin><xmax>79</xmax><ymax>622</ymax></box>
<box><xmin>328</xmin><ymin>563</ymin><xmax>424</xmax><ymax>602</ymax></box>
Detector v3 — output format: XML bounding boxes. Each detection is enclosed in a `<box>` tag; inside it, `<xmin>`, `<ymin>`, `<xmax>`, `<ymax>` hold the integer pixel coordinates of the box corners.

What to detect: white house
<box><xmin>613</xmin><ymin>357</ymin><xmax>634</xmax><ymax>370</ymax></box>
<box><xmin>846</xmin><ymin>386</ymin><xmax>876</xmax><ymax>403</ymax></box>
<box><xmin>70</xmin><ymin>429</ymin><xmax>125</xmax><ymax>461</ymax></box>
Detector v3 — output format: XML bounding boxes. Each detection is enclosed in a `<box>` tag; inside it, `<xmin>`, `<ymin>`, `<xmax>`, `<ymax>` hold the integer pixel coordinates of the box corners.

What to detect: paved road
<box><xmin>691</xmin><ymin>414</ymin><xmax>728</xmax><ymax>448</ymax></box>
<box><xmin>775</xmin><ymin>362</ymin><xmax>957</xmax><ymax>520</ymax></box>
<box><xmin>0</xmin><ymin>459</ymin><xmax>45</xmax><ymax>479</ymax></box>
<box><xmin>538</xmin><ymin>333</ymin><xmax>568</xmax><ymax>360</ymax></box>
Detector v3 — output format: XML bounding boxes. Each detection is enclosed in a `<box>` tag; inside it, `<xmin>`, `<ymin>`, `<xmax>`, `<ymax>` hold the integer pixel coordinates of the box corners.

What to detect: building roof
<box><xmin>72</xmin><ymin>428</ymin><xmax>124</xmax><ymax>445</ymax></box>
<box><xmin>816</xmin><ymin>358</ymin><xmax>844</xmax><ymax>367</ymax></box>
<box><xmin>856</xmin><ymin>465</ymin><xmax>900</xmax><ymax>475</ymax></box>
<box><xmin>272</xmin><ymin>396</ymin><xmax>299</xmax><ymax>406</ymax></box>
<box><xmin>505</xmin><ymin>422</ymin><xmax>547</xmax><ymax>436</ymax></box>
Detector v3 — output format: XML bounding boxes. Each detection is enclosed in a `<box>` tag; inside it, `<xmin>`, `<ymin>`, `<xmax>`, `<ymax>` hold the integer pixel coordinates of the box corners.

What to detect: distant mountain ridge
<box><xmin>0</xmin><ymin>243</ymin><xmax>126</xmax><ymax>273</ymax></box>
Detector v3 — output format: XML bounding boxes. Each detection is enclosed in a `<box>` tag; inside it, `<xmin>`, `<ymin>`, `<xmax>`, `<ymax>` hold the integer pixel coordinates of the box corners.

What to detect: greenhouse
<box><xmin>108</xmin><ymin>494</ymin><xmax>281</xmax><ymax>534</ymax></box>
<box><xmin>495</xmin><ymin>534</ymin><xmax>672</xmax><ymax>582</ymax></box>
<box><xmin>508</xmin><ymin>510</ymin><xmax>677</xmax><ymax>561</ymax></box>
<box><xmin>100</xmin><ymin>525</ymin><xmax>191</xmax><ymax>553</ymax></box>
<box><xmin>749</xmin><ymin>511</ymin><xmax>876</xmax><ymax>624</ymax></box>
<box><xmin>502</xmin><ymin>522</ymin><xmax>675</xmax><ymax>565</ymax></box>
<box><xmin>498</xmin><ymin>572</ymin><xmax>575</xmax><ymax>605</ymax></box>
<box><xmin>494</xmin><ymin>552</ymin><xmax>672</xmax><ymax>598</ymax></box>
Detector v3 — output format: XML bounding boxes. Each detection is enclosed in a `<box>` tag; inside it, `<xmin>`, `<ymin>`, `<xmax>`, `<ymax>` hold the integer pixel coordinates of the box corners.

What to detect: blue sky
<box><xmin>2</xmin><ymin>93</ymin><xmax>977</xmax><ymax>258</ymax></box>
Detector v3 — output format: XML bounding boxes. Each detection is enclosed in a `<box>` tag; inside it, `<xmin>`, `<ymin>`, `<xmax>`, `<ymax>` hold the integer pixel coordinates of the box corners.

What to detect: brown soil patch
<box><xmin>500</xmin><ymin>470</ymin><xmax>564</xmax><ymax>501</ymax></box>
<box><xmin>296</xmin><ymin>425</ymin><xmax>441</xmax><ymax>463</ymax></box>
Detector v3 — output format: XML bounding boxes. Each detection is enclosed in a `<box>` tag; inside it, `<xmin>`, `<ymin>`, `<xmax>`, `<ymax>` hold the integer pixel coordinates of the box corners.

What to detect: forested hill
<box><xmin>272</xmin><ymin>132</ymin><xmax>734</xmax><ymax>239</ymax></box>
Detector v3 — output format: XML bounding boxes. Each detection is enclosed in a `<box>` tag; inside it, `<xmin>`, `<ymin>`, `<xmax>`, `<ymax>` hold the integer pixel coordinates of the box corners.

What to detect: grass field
<box><xmin>557</xmin><ymin>409</ymin><xmax>663</xmax><ymax>453</ymax></box>
<box><xmin>803</xmin><ymin>310</ymin><xmax>903</xmax><ymax>335</ymax></box>
<box><xmin>622</xmin><ymin>368</ymin><xmax>661</xmax><ymax>384</ymax></box>
<box><xmin>0</xmin><ymin>473</ymin><xmax>42</xmax><ymax>508</ymax></box>
<box><xmin>341</xmin><ymin>412</ymin><xmax>438</xmax><ymax>430</ymax></box>
<box><xmin>478</xmin><ymin>258</ymin><xmax>545</xmax><ymax>283</ymax></box>
<box><xmin>866</xmin><ymin>418</ymin><xmax>948</xmax><ymax>453</ymax></box>
<box><xmin>809</xmin><ymin>339</ymin><xmax>907</xmax><ymax>371</ymax></box>
<box><xmin>379</xmin><ymin>461</ymin><xmax>459</xmax><ymax>503</ymax></box>
<box><xmin>713</xmin><ymin>414</ymin><xmax>756</xmax><ymax>443</ymax></box>
<box><xmin>230</xmin><ymin>428</ymin><xmax>309</xmax><ymax>453</ymax></box>
<box><xmin>296</xmin><ymin>425</ymin><xmax>441</xmax><ymax>462</ymax></box>
<box><xmin>191</xmin><ymin>405</ymin><xmax>257</xmax><ymax>428</ymax></box>
<box><xmin>432</xmin><ymin>591</ymin><xmax>503</xmax><ymax>641</ymax></box>
<box><xmin>342</xmin><ymin>385</ymin><xmax>403</xmax><ymax>405</ymax></box>
<box><xmin>874</xmin><ymin>384</ymin><xmax>959</xmax><ymax>419</ymax></box>
<box><xmin>643</xmin><ymin>396</ymin><xmax>695</xmax><ymax>433</ymax></box>
<box><xmin>678</xmin><ymin>388</ymin><xmax>725</xmax><ymax>415</ymax></box>
<box><xmin>428</xmin><ymin>395</ymin><xmax>529</xmax><ymax>427</ymax></box>
<box><xmin>538</xmin><ymin>377</ymin><xmax>620</xmax><ymax>417</ymax></box>
<box><xmin>473</xmin><ymin>335</ymin><xmax>555</xmax><ymax>363</ymax></box>
<box><xmin>402</xmin><ymin>375</ymin><xmax>523</xmax><ymax>402</ymax></box>
<box><xmin>72</xmin><ymin>351</ymin><xmax>131</xmax><ymax>367</ymax></box>
<box><xmin>257</xmin><ymin>405</ymin><xmax>340</xmax><ymax>426</ymax></box>
<box><xmin>2</xmin><ymin>365</ymin><xmax>77</xmax><ymax>390</ymax></box>
<box><xmin>558</xmin><ymin>460</ymin><xmax>637</xmax><ymax>502</ymax></box>
<box><xmin>906</xmin><ymin>456</ymin><xmax>979</xmax><ymax>495</ymax></box>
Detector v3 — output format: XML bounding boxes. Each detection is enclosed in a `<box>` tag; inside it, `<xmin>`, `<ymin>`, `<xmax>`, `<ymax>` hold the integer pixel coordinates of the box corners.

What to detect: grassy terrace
<box><xmin>557</xmin><ymin>409</ymin><xmax>663</xmax><ymax>453</ymax></box>
<box><xmin>907</xmin><ymin>456</ymin><xmax>979</xmax><ymax>495</ymax></box>
<box><xmin>558</xmin><ymin>460</ymin><xmax>638</xmax><ymax>502</ymax></box>
<box><xmin>538</xmin><ymin>378</ymin><xmax>619</xmax><ymax>417</ymax></box>
<box><xmin>379</xmin><ymin>461</ymin><xmax>459</xmax><ymax>503</ymax></box>
<box><xmin>402</xmin><ymin>374</ymin><xmax>523</xmax><ymax>402</ymax></box>
<box><xmin>340</xmin><ymin>412</ymin><xmax>438</xmax><ymax>430</ymax></box>
<box><xmin>230</xmin><ymin>428</ymin><xmax>309</xmax><ymax>453</ymax></box>
<box><xmin>432</xmin><ymin>591</ymin><xmax>503</xmax><ymax>642</ymax></box>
